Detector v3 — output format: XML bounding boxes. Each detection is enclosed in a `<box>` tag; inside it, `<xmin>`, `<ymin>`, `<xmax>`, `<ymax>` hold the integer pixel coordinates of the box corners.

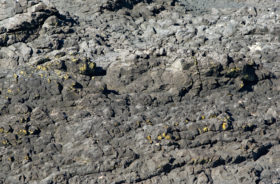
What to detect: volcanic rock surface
<box><xmin>0</xmin><ymin>0</ymin><xmax>280</xmax><ymax>183</ymax></box>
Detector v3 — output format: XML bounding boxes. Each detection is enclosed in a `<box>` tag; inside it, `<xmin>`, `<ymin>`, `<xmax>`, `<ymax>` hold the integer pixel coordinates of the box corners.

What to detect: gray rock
<box><xmin>0</xmin><ymin>0</ymin><xmax>280</xmax><ymax>183</ymax></box>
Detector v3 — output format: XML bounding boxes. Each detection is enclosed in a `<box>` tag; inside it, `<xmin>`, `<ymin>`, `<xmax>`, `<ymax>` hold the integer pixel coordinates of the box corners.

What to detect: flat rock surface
<box><xmin>0</xmin><ymin>0</ymin><xmax>280</xmax><ymax>183</ymax></box>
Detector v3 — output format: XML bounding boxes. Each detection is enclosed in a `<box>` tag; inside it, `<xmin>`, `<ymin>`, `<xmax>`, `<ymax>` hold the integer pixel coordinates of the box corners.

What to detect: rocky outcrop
<box><xmin>0</xmin><ymin>0</ymin><xmax>280</xmax><ymax>183</ymax></box>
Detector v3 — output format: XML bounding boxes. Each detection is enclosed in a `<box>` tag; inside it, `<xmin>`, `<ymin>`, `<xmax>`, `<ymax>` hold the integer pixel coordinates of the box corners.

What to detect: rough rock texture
<box><xmin>0</xmin><ymin>0</ymin><xmax>280</xmax><ymax>183</ymax></box>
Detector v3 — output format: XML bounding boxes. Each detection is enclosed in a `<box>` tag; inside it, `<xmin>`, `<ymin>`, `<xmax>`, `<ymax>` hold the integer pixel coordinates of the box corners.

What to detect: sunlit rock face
<box><xmin>0</xmin><ymin>0</ymin><xmax>280</xmax><ymax>183</ymax></box>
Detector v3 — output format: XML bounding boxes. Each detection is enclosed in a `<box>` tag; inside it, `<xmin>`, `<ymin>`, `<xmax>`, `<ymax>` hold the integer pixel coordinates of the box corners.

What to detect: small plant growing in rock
<box><xmin>165</xmin><ymin>134</ymin><xmax>171</xmax><ymax>140</ymax></box>
<box><xmin>222</xmin><ymin>122</ymin><xmax>228</xmax><ymax>130</ymax></box>
<box><xmin>18</xmin><ymin>129</ymin><xmax>28</xmax><ymax>136</ymax></box>
<box><xmin>157</xmin><ymin>135</ymin><xmax>162</xmax><ymax>141</ymax></box>
<box><xmin>7</xmin><ymin>89</ymin><xmax>12</xmax><ymax>94</ymax></box>
<box><xmin>146</xmin><ymin>135</ymin><xmax>153</xmax><ymax>144</ymax></box>
<box><xmin>203</xmin><ymin>127</ymin><xmax>208</xmax><ymax>132</ymax></box>
<box><xmin>79</xmin><ymin>64</ymin><xmax>87</xmax><ymax>73</ymax></box>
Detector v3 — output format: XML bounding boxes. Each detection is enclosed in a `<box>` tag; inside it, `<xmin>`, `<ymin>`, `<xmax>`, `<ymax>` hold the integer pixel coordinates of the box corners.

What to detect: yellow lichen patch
<box><xmin>8</xmin><ymin>156</ymin><xmax>14</xmax><ymax>162</ymax></box>
<box><xmin>229</xmin><ymin>67</ymin><xmax>240</xmax><ymax>72</ymax></box>
<box><xmin>28</xmin><ymin>128</ymin><xmax>38</xmax><ymax>135</ymax></box>
<box><xmin>7</xmin><ymin>89</ymin><xmax>12</xmax><ymax>94</ymax></box>
<box><xmin>146</xmin><ymin>135</ymin><xmax>153</xmax><ymax>144</ymax></box>
<box><xmin>20</xmin><ymin>71</ymin><xmax>26</xmax><ymax>75</ymax></box>
<box><xmin>13</xmin><ymin>74</ymin><xmax>18</xmax><ymax>79</ymax></box>
<box><xmin>0</xmin><ymin>128</ymin><xmax>4</xmax><ymax>133</ymax></box>
<box><xmin>55</xmin><ymin>69</ymin><xmax>61</xmax><ymax>75</ymax></box>
<box><xmin>20</xmin><ymin>117</ymin><xmax>27</xmax><ymax>123</ymax></box>
<box><xmin>47</xmin><ymin>78</ymin><xmax>51</xmax><ymax>83</ymax></box>
<box><xmin>226</xmin><ymin>67</ymin><xmax>240</xmax><ymax>74</ymax></box>
<box><xmin>240</xmin><ymin>81</ymin><xmax>244</xmax><ymax>88</ymax></box>
<box><xmin>39</xmin><ymin>73</ymin><xmax>44</xmax><ymax>78</ymax></box>
<box><xmin>18</xmin><ymin>129</ymin><xmax>28</xmax><ymax>135</ymax></box>
<box><xmin>174</xmin><ymin>122</ymin><xmax>179</xmax><ymax>126</ymax></box>
<box><xmin>71</xmin><ymin>57</ymin><xmax>78</xmax><ymax>63</ymax></box>
<box><xmin>192</xmin><ymin>56</ymin><xmax>198</xmax><ymax>66</ymax></box>
<box><xmin>71</xmin><ymin>82</ymin><xmax>77</xmax><ymax>89</ymax></box>
<box><xmin>89</xmin><ymin>62</ymin><xmax>95</xmax><ymax>70</ymax></box>
<box><xmin>225</xmin><ymin>67</ymin><xmax>241</xmax><ymax>77</ymax></box>
<box><xmin>201</xmin><ymin>115</ymin><xmax>205</xmax><ymax>120</ymax></box>
<box><xmin>185</xmin><ymin>119</ymin><xmax>189</xmax><ymax>124</ymax></box>
<box><xmin>222</xmin><ymin>122</ymin><xmax>227</xmax><ymax>130</ymax></box>
<box><xmin>79</xmin><ymin>64</ymin><xmax>87</xmax><ymax>72</ymax></box>
<box><xmin>63</xmin><ymin>74</ymin><xmax>69</xmax><ymax>80</ymax></box>
<box><xmin>136</xmin><ymin>121</ymin><xmax>141</xmax><ymax>127</ymax></box>
<box><xmin>162</xmin><ymin>132</ymin><xmax>166</xmax><ymax>137</ymax></box>
<box><xmin>36</xmin><ymin>65</ymin><xmax>47</xmax><ymax>71</ymax></box>
<box><xmin>91</xmin><ymin>76</ymin><xmax>95</xmax><ymax>80</ymax></box>
<box><xmin>2</xmin><ymin>140</ymin><xmax>9</xmax><ymax>145</ymax></box>
<box><xmin>203</xmin><ymin>127</ymin><xmax>208</xmax><ymax>132</ymax></box>
<box><xmin>157</xmin><ymin>135</ymin><xmax>162</xmax><ymax>141</ymax></box>
<box><xmin>242</xmin><ymin>124</ymin><xmax>247</xmax><ymax>130</ymax></box>
<box><xmin>24</xmin><ymin>155</ymin><xmax>31</xmax><ymax>161</ymax></box>
<box><xmin>165</xmin><ymin>134</ymin><xmax>171</xmax><ymax>140</ymax></box>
